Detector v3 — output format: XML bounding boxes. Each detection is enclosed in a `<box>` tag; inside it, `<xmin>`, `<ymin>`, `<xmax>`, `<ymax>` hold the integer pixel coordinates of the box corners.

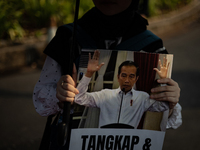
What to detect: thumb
<box><xmin>98</xmin><ymin>62</ymin><xmax>105</xmax><ymax>69</ymax></box>
<box><xmin>153</xmin><ymin>68</ymin><xmax>159</xmax><ymax>73</ymax></box>
<box><xmin>74</xmin><ymin>88</ymin><xmax>79</xmax><ymax>95</ymax></box>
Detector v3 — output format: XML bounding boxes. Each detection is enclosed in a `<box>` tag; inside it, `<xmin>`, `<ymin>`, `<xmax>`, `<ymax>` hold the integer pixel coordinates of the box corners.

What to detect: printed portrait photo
<box><xmin>74</xmin><ymin>49</ymin><xmax>173</xmax><ymax>131</ymax></box>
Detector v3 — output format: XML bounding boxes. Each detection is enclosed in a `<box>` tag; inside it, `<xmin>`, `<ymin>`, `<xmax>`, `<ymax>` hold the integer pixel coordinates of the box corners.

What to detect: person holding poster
<box><xmin>33</xmin><ymin>0</ymin><xmax>182</xmax><ymax>148</ymax></box>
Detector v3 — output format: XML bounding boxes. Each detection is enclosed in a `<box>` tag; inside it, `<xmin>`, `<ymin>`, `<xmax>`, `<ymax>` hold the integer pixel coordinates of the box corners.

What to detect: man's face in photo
<box><xmin>118</xmin><ymin>65</ymin><xmax>139</xmax><ymax>93</ymax></box>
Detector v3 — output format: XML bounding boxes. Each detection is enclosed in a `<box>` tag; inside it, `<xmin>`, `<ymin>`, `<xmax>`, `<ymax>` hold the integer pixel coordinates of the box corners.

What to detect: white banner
<box><xmin>69</xmin><ymin>129</ymin><xmax>165</xmax><ymax>150</ymax></box>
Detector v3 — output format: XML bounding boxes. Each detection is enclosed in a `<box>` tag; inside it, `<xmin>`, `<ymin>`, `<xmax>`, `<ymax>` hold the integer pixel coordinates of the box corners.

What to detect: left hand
<box><xmin>150</xmin><ymin>78</ymin><xmax>180</xmax><ymax>109</ymax></box>
<box><xmin>153</xmin><ymin>57</ymin><xmax>170</xmax><ymax>79</ymax></box>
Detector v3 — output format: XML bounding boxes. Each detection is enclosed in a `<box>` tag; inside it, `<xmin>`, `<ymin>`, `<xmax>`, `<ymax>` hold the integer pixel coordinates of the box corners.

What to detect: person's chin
<box><xmin>100</xmin><ymin>2</ymin><xmax>117</xmax><ymax>8</ymax></box>
<box><xmin>100</xmin><ymin>1</ymin><xmax>117</xmax><ymax>5</ymax></box>
<box><xmin>99</xmin><ymin>3</ymin><xmax>119</xmax><ymax>15</ymax></box>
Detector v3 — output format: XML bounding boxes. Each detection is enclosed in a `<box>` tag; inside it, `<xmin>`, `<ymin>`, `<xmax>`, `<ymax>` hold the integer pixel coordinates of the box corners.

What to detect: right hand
<box><xmin>85</xmin><ymin>50</ymin><xmax>104</xmax><ymax>77</ymax></box>
<box><xmin>56</xmin><ymin>64</ymin><xmax>79</xmax><ymax>104</ymax></box>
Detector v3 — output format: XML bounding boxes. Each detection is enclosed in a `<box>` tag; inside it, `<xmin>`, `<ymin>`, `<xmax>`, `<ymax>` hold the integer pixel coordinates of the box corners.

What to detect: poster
<box><xmin>70</xmin><ymin>129</ymin><xmax>165</xmax><ymax>150</ymax></box>
<box><xmin>70</xmin><ymin>49</ymin><xmax>173</xmax><ymax>150</ymax></box>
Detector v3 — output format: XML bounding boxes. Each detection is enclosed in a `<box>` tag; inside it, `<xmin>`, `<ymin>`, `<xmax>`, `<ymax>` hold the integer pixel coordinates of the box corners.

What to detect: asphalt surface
<box><xmin>0</xmin><ymin>20</ymin><xmax>200</xmax><ymax>150</ymax></box>
<box><xmin>161</xmin><ymin>20</ymin><xmax>200</xmax><ymax>150</ymax></box>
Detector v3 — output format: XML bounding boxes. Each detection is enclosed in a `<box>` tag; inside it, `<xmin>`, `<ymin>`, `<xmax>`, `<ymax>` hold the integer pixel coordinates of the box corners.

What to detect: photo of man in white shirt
<box><xmin>74</xmin><ymin>50</ymin><xmax>176</xmax><ymax>128</ymax></box>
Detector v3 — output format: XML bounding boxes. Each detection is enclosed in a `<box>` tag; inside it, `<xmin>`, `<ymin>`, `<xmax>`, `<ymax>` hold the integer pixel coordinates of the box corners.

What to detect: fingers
<box><xmin>96</xmin><ymin>50</ymin><xmax>100</xmax><ymax>60</ymax></box>
<box><xmin>89</xmin><ymin>53</ymin><xmax>91</xmax><ymax>61</ymax></box>
<box><xmin>61</xmin><ymin>81</ymin><xmax>79</xmax><ymax>94</ymax></box>
<box><xmin>159</xmin><ymin>57</ymin><xmax>169</xmax><ymax>68</ymax></box>
<box><xmin>167</xmin><ymin>61</ymin><xmax>170</xmax><ymax>68</ymax></box>
<box><xmin>150</xmin><ymin>78</ymin><xmax>180</xmax><ymax>104</ymax></box>
<box><xmin>88</xmin><ymin>50</ymin><xmax>101</xmax><ymax>64</ymax></box>
<box><xmin>92</xmin><ymin>50</ymin><xmax>100</xmax><ymax>60</ymax></box>
<box><xmin>150</xmin><ymin>92</ymin><xmax>177</xmax><ymax>102</ymax></box>
<box><xmin>156</xmin><ymin>78</ymin><xmax>179</xmax><ymax>87</ymax></box>
<box><xmin>159</xmin><ymin>59</ymin><xmax>162</xmax><ymax>68</ymax></box>
<box><xmin>62</xmin><ymin>75</ymin><xmax>76</xmax><ymax>87</ymax></box>
<box><xmin>56</xmin><ymin>75</ymin><xmax>79</xmax><ymax>103</ymax></box>
<box><xmin>56</xmin><ymin>90</ymin><xmax>76</xmax><ymax>103</ymax></box>
<box><xmin>163</xmin><ymin>57</ymin><xmax>166</xmax><ymax>67</ymax></box>
<box><xmin>151</xmin><ymin>83</ymin><xmax>177</xmax><ymax>93</ymax></box>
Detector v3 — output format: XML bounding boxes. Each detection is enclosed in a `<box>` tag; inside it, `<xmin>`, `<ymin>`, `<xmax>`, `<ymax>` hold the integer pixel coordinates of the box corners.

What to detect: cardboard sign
<box><xmin>69</xmin><ymin>129</ymin><xmax>165</xmax><ymax>150</ymax></box>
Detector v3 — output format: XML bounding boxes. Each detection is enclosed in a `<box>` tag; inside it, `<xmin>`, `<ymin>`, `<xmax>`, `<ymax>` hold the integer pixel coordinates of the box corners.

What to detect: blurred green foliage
<box><xmin>0</xmin><ymin>0</ymin><xmax>25</xmax><ymax>40</ymax></box>
<box><xmin>0</xmin><ymin>0</ymin><xmax>94</xmax><ymax>41</ymax></box>
<box><xmin>148</xmin><ymin>0</ymin><xmax>192</xmax><ymax>16</ymax></box>
<box><xmin>21</xmin><ymin>0</ymin><xmax>94</xmax><ymax>29</ymax></box>
<box><xmin>0</xmin><ymin>0</ymin><xmax>192</xmax><ymax>41</ymax></box>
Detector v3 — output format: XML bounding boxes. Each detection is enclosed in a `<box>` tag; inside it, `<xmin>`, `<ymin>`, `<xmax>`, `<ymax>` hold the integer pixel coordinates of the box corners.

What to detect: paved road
<box><xmin>0</xmin><ymin>20</ymin><xmax>200</xmax><ymax>149</ymax></box>
<box><xmin>161</xmin><ymin>20</ymin><xmax>200</xmax><ymax>150</ymax></box>
<box><xmin>0</xmin><ymin>69</ymin><xmax>46</xmax><ymax>150</ymax></box>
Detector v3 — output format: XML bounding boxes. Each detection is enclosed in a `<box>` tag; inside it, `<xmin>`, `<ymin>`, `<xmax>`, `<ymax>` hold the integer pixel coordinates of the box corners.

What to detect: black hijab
<box><xmin>78</xmin><ymin>1</ymin><xmax>148</xmax><ymax>49</ymax></box>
